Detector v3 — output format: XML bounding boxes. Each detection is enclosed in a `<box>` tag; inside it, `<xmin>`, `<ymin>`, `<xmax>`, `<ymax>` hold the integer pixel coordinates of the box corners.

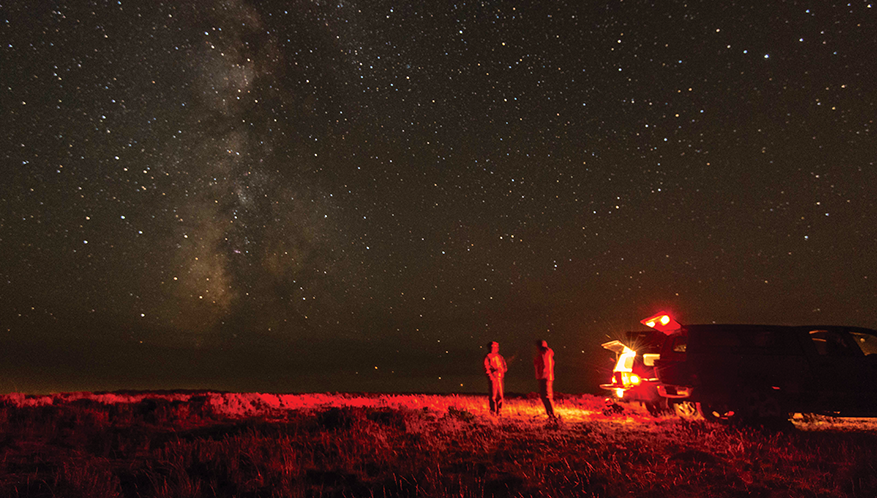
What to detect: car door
<box><xmin>805</xmin><ymin>327</ymin><xmax>876</xmax><ymax>415</ymax></box>
<box><xmin>845</xmin><ymin>328</ymin><xmax>877</xmax><ymax>414</ymax></box>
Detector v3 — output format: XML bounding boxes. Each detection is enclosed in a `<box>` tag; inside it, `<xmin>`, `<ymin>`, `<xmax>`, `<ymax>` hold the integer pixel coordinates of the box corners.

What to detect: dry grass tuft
<box><xmin>1</xmin><ymin>391</ymin><xmax>877</xmax><ymax>497</ymax></box>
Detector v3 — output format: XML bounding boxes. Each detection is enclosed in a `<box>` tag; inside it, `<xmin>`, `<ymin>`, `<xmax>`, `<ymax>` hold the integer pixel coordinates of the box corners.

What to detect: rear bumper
<box><xmin>657</xmin><ymin>384</ymin><xmax>693</xmax><ymax>399</ymax></box>
<box><xmin>601</xmin><ymin>382</ymin><xmax>662</xmax><ymax>403</ymax></box>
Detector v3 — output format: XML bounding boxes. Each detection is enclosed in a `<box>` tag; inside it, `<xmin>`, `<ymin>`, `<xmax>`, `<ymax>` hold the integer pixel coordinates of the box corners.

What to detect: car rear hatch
<box><xmin>653</xmin><ymin>329</ymin><xmax>692</xmax><ymax>388</ymax></box>
<box><xmin>600</xmin><ymin>331</ymin><xmax>667</xmax><ymax>394</ymax></box>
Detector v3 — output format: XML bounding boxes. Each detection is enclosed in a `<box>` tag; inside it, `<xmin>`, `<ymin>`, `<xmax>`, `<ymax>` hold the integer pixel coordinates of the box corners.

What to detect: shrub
<box><xmin>446</xmin><ymin>406</ymin><xmax>476</xmax><ymax>423</ymax></box>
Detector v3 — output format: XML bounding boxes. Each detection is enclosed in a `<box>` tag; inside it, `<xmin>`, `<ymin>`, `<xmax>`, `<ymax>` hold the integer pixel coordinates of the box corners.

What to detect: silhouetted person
<box><xmin>484</xmin><ymin>341</ymin><xmax>507</xmax><ymax>415</ymax></box>
<box><xmin>534</xmin><ymin>339</ymin><xmax>556</xmax><ymax>419</ymax></box>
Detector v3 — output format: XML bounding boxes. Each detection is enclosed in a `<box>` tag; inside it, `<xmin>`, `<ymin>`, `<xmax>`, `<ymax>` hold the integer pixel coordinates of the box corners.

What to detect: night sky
<box><xmin>2</xmin><ymin>1</ymin><xmax>875</xmax><ymax>395</ymax></box>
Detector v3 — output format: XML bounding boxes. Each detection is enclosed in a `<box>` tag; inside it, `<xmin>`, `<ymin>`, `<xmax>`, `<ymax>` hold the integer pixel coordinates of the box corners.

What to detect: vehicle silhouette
<box><xmin>653</xmin><ymin>324</ymin><xmax>877</xmax><ymax>421</ymax></box>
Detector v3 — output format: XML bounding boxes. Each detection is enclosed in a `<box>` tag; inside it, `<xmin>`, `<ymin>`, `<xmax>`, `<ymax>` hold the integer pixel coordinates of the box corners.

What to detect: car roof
<box><xmin>680</xmin><ymin>324</ymin><xmax>877</xmax><ymax>334</ymax></box>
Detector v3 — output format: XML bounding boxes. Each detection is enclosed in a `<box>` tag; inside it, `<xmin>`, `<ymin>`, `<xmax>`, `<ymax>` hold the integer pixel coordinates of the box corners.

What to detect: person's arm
<box><xmin>547</xmin><ymin>351</ymin><xmax>555</xmax><ymax>378</ymax></box>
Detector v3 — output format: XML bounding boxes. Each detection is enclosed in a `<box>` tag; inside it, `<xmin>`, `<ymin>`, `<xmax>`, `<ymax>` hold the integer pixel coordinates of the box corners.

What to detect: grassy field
<box><xmin>1</xmin><ymin>391</ymin><xmax>876</xmax><ymax>497</ymax></box>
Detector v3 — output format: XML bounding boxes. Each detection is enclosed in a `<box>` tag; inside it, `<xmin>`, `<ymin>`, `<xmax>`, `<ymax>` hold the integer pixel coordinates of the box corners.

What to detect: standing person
<box><xmin>534</xmin><ymin>339</ymin><xmax>556</xmax><ymax>419</ymax></box>
<box><xmin>483</xmin><ymin>341</ymin><xmax>507</xmax><ymax>415</ymax></box>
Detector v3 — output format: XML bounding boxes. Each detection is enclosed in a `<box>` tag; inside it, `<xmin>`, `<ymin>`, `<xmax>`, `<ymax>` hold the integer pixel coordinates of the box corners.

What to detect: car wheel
<box><xmin>698</xmin><ymin>402</ymin><xmax>738</xmax><ymax>422</ymax></box>
<box><xmin>743</xmin><ymin>391</ymin><xmax>786</xmax><ymax>420</ymax></box>
<box><xmin>672</xmin><ymin>400</ymin><xmax>700</xmax><ymax>419</ymax></box>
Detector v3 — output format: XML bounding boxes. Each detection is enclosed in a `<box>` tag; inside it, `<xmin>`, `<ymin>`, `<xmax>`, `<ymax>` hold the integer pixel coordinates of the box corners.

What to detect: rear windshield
<box><xmin>671</xmin><ymin>335</ymin><xmax>687</xmax><ymax>353</ymax></box>
<box><xmin>626</xmin><ymin>331</ymin><xmax>666</xmax><ymax>353</ymax></box>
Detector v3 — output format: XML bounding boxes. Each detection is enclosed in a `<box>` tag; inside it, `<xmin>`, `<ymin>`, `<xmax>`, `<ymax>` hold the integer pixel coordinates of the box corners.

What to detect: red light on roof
<box><xmin>640</xmin><ymin>312</ymin><xmax>682</xmax><ymax>334</ymax></box>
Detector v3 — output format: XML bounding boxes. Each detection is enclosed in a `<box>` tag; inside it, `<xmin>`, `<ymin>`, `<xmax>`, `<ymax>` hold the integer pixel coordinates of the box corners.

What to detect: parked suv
<box><xmin>653</xmin><ymin>324</ymin><xmax>877</xmax><ymax>421</ymax></box>
<box><xmin>600</xmin><ymin>330</ymin><xmax>668</xmax><ymax>415</ymax></box>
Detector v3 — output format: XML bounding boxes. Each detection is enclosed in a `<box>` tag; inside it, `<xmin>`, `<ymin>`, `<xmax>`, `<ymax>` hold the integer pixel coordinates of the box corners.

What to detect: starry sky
<box><xmin>2</xmin><ymin>0</ymin><xmax>875</xmax><ymax>395</ymax></box>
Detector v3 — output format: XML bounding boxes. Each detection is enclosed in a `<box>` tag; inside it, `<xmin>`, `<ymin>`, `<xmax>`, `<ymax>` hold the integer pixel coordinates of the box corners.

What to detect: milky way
<box><xmin>2</xmin><ymin>1</ymin><xmax>875</xmax><ymax>394</ymax></box>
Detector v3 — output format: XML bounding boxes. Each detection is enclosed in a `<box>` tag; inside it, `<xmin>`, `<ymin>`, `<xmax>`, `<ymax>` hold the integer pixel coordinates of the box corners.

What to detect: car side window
<box><xmin>747</xmin><ymin>329</ymin><xmax>801</xmax><ymax>354</ymax></box>
<box><xmin>848</xmin><ymin>331</ymin><xmax>877</xmax><ymax>356</ymax></box>
<box><xmin>809</xmin><ymin>330</ymin><xmax>861</xmax><ymax>357</ymax></box>
<box><xmin>699</xmin><ymin>330</ymin><xmax>739</xmax><ymax>350</ymax></box>
<box><xmin>752</xmin><ymin>330</ymin><xmax>778</xmax><ymax>349</ymax></box>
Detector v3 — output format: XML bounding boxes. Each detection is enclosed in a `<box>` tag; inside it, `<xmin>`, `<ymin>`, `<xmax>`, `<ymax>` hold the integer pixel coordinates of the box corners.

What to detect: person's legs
<box><xmin>496</xmin><ymin>378</ymin><xmax>504</xmax><ymax>414</ymax></box>
<box><xmin>539</xmin><ymin>380</ymin><xmax>556</xmax><ymax>418</ymax></box>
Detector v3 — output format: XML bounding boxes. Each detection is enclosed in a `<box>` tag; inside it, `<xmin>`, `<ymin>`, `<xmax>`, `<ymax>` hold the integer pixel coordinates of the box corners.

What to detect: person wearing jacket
<box><xmin>534</xmin><ymin>339</ymin><xmax>556</xmax><ymax>419</ymax></box>
<box><xmin>483</xmin><ymin>341</ymin><xmax>508</xmax><ymax>415</ymax></box>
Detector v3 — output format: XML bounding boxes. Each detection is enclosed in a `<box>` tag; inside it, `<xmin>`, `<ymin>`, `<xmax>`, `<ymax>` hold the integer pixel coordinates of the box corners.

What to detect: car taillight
<box><xmin>616</xmin><ymin>372</ymin><xmax>641</xmax><ymax>387</ymax></box>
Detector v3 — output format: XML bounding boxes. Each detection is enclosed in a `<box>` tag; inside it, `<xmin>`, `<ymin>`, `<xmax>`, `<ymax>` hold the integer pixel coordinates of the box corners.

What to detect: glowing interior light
<box><xmin>660</xmin><ymin>315</ymin><xmax>670</xmax><ymax>326</ymax></box>
<box><xmin>615</xmin><ymin>388</ymin><xmax>625</xmax><ymax>398</ymax></box>
<box><xmin>645</xmin><ymin>320</ymin><xmax>656</xmax><ymax>328</ymax></box>
<box><xmin>629</xmin><ymin>374</ymin><xmax>641</xmax><ymax>385</ymax></box>
<box><xmin>617</xmin><ymin>347</ymin><xmax>636</xmax><ymax>372</ymax></box>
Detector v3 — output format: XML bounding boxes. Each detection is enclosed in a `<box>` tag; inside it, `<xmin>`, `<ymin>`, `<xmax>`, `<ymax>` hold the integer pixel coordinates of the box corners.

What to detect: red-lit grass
<box><xmin>1</xmin><ymin>391</ymin><xmax>876</xmax><ymax>497</ymax></box>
